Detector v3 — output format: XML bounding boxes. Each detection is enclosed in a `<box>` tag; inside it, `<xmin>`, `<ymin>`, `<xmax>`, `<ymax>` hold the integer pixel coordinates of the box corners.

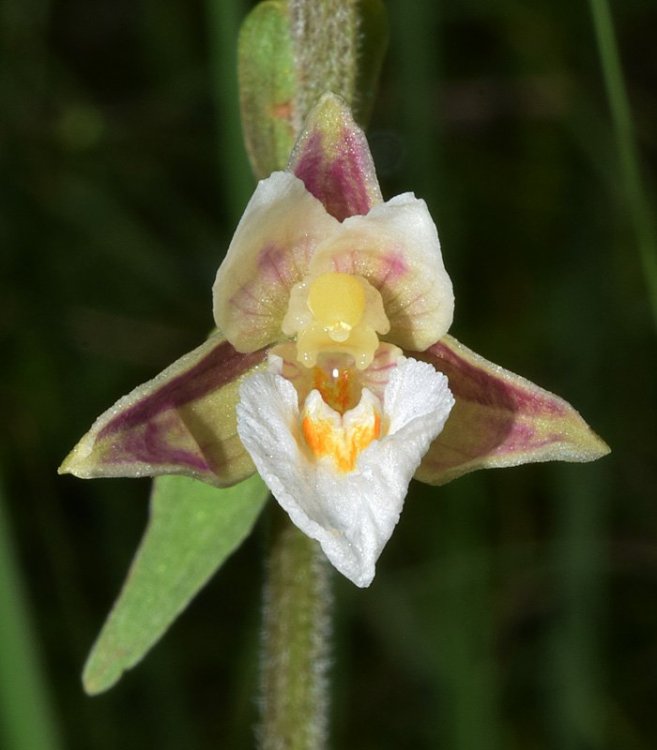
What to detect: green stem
<box><xmin>242</xmin><ymin>2</ymin><xmax>382</xmax><ymax>745</ymax></box>
<box><xmin>258</xmin><ymin>511</ymin><xmax>332</xmax><ymax>750</ymax></box>
<box><xmin>289</xmin><ymin>0</ymin><xmax>360</xmax><ymax>131</ymax></box>
<box><xmin>588</xmin><ymin>0</ymin><xmax>657</xmax><ymax>329</ymax></box>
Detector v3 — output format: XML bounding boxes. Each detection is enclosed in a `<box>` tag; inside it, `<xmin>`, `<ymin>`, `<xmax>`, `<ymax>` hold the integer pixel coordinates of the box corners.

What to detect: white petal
<box><xmin>237</xmin><ymin>358</ymin><xmax>454</xmax><ymax>587</ymax></box>
<box><xmin>308</xmin><ymin>193</ymin><xmax>454</xmax><ymax>352</ymax></box>
<box><xmin>212</xmin><ymin>172</ymin><xmax>341</xmax><ymax>351</ymax></box>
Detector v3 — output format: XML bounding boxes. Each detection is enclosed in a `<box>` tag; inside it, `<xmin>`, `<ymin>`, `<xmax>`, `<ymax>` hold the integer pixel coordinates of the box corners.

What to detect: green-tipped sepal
<box><xmin>59</xmin><ymin>333</ymin><xmax>267</xmax><ymax>488</ymax></box>
<box><xmin>416</xmin><ymin>335</ymin><xmax>610</xmax><ymax>485</ymax></box>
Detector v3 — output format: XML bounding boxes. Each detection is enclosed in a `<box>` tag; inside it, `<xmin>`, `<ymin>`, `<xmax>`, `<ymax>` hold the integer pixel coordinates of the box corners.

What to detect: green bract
<box><xmin>238</xmin><ymin>0</ymin><xmax>387</xmax><ymax>178</ymax></box>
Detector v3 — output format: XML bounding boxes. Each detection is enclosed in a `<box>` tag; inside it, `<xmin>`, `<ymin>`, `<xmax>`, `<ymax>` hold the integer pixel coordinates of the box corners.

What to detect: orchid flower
<box><xmin>60</xmin><ymin>93</ymin><xmax>608</xmax><ymax>587</ymax></box>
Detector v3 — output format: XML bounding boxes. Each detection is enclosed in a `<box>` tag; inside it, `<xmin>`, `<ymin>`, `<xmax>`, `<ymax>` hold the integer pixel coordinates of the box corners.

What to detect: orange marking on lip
<box><xmin>312</xmin><ymin>365</ymin><xmax>359</xmax><ymax>414</ymax></box>
<box><xmin>302</xmin><ymin>412</ymin><xmax>381</xmax><ymax>473</ymax></box>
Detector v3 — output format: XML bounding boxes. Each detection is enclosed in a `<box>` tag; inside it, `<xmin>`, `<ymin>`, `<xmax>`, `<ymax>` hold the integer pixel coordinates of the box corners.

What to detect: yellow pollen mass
<box><xmin>307</xmin><ymin>273</ymin><xmax>366</xmax><ymax>337</ymax></box>
<box><xmin>282</xmin><ymin>271</ymin><xmax>390</xmax><ymax>370</ymax></box>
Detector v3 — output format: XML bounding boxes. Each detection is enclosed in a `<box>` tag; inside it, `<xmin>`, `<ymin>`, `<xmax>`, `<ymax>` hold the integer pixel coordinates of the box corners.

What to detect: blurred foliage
<box><xmin>1</xmin><ymin>0</ymin><xmax>656</xmax><ymax>748</ymax></box>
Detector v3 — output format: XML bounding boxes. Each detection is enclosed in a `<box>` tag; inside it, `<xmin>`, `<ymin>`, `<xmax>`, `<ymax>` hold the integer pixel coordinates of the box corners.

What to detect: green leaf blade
<box><xmin>82</xmin><ymin>474</ymin><xmax>269</xmax><ymax>695</ymax></box>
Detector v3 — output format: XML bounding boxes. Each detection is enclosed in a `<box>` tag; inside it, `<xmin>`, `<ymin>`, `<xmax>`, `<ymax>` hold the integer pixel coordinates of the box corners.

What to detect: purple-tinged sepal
<box><xmin>59</xmin><ymin>333</ymin><xmax>267</xmax><ymax>487</ymax></box>
<box><xmin>415</xmin><ymin>335</ymin><xmax>610</xmax><ymax>485</ymax></box>
<box><xmin>212</xmin><ymin>172</ymin><xmax>340</xmax><ymax>353</ymax></box>
<box><xmin>287</xmin><ymin>93</ymin><xmax>383</xmax><ymax>221</ymax></box>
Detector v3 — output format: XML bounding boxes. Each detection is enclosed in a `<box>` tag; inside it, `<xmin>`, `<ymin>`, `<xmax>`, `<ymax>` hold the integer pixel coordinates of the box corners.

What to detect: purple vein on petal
<box><xmin>426</xmin><ymin>338</ymin><xmax>569</xmax><ymax>417</ymax></box>
<box><xmin>415</xmin><ymin>335</ymin><xmax>609</xmax><ymax>485</ymax></box>
<box><xmin>100</xmin><ymin>341</ymin><xmax>265</xmax><ymax>438</ymax></box>
<box><xmin>109</xmin><ymin>414</ymin><xmax>210</xmax><ymax>472</ymax></box>
<box><xmin>60</xmin><ymin>337</ymin><xmax>268</xmax><ymax>486</ymax></box>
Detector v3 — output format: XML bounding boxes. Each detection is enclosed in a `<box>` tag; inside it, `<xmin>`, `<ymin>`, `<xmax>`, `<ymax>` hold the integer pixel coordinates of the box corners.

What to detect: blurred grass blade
<box><xmin>388</xmin><ymin>1</ymin><xmax>441</xmax><ymax>199</ymax></box>
<box><xmin>0</xmin><ymin>478</ymin><xmax>62</xmax><ymax>750</ymax></box>
<box><xmin>206</xmin><ymin>0</ymin><xmax>253</xmax><ymax>220</ymax></box>
<box><xmin>83</xmin><ymin>474</ymin><xmax>269</xmax><ymax>695</ymax></box>
<box><xmin>588</xmin><ymin>0</ymin><xmax>657</xmax><ymax>328</ymax></box>
<box><xmin>438</xmin><ymin>480</ymin><xmax>500</xmax><ymax>750</ymax></box>
<box><xmin>549</xmin><ymin>465</ymin><xmax>608</xmax><ymax>749</ymax></box>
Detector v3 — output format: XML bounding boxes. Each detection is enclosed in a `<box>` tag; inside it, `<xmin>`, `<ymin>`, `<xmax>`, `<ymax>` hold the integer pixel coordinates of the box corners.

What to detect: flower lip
<box><xmin>268</xmin><ymin>342</ymin><xmax>403</xmax><ymax>415</ymax></box>
<box><xmin>309</xmin><ymin>354</ymin><xmax>362</xmax><ymax>413</ymax></box>
<box><xmin>301</xmin><ymin>388</ymin><xmax>383</xmax><ymax>473</ymax></box>
<box><xmin>236</xmin><ymin>356</ymin><xmax>455</xmax><ymax>587</ymax></box>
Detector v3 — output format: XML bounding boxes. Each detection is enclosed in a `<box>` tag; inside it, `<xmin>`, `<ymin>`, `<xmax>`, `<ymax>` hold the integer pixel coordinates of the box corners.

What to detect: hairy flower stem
<box><xmin>253</xmin><ymin>3</ymin><xmax>373</xmax><ymax>746</ymax></box>
<box><xmin>258</xmin><ymin>509</ymin><xmax>332</xmax><ymax>750</ymax></box>
<box><xmin>289</xmin><ymin>0</ymin><xmax>359</xmax><ymax>131</ymax></box>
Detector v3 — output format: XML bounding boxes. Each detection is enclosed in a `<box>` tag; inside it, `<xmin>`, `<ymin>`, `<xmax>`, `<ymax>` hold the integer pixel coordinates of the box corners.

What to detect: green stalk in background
<box><xmin>588</xmin><ymin>0</ymin><xmax>657</xmax><ymax>329</ymax></box>
<box><xmin>259</xmin><ymin>513</ymin><xmax>332</xmax><ymax>750</ymax></box>
<box><xmin>549</xmin><ymin>465</ymin><xmax>608</xmax><ymax>750</ymax></box>
<box><xmin>0</xmin><ymin>479</ymin><xmax>62</xmax><ymax>750</ymax></box>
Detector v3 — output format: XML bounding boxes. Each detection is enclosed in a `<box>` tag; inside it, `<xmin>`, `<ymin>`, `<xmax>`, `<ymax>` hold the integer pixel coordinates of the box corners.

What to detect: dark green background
<box><xmin>2</xmin><ymin>0</ymin><xmax>656</xmax><ymax>748</ymax></box>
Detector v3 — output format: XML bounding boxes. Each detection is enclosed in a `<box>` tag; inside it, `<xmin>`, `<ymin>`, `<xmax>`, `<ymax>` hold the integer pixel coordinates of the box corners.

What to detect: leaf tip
<box><xmin>81</xmin><ymin>653</ymin><xmax>123</xmax><ymax>696</ymax></box>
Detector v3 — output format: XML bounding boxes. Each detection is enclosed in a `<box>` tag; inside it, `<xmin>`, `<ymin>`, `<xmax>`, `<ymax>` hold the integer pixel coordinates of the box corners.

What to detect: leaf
<box><xmin>59</xmin><ymin>332</ymin><xmax>267</xmax><ymax>487</ymax></box>
<box><xmin>415</xmin><ymin>334</ymin><xmax>610</xmax><ymax>485</ymax></box>
<box><xmin>82</xmin><ymin>473</ymin><xmax>269</xmax><ymax>695</ymax></box>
